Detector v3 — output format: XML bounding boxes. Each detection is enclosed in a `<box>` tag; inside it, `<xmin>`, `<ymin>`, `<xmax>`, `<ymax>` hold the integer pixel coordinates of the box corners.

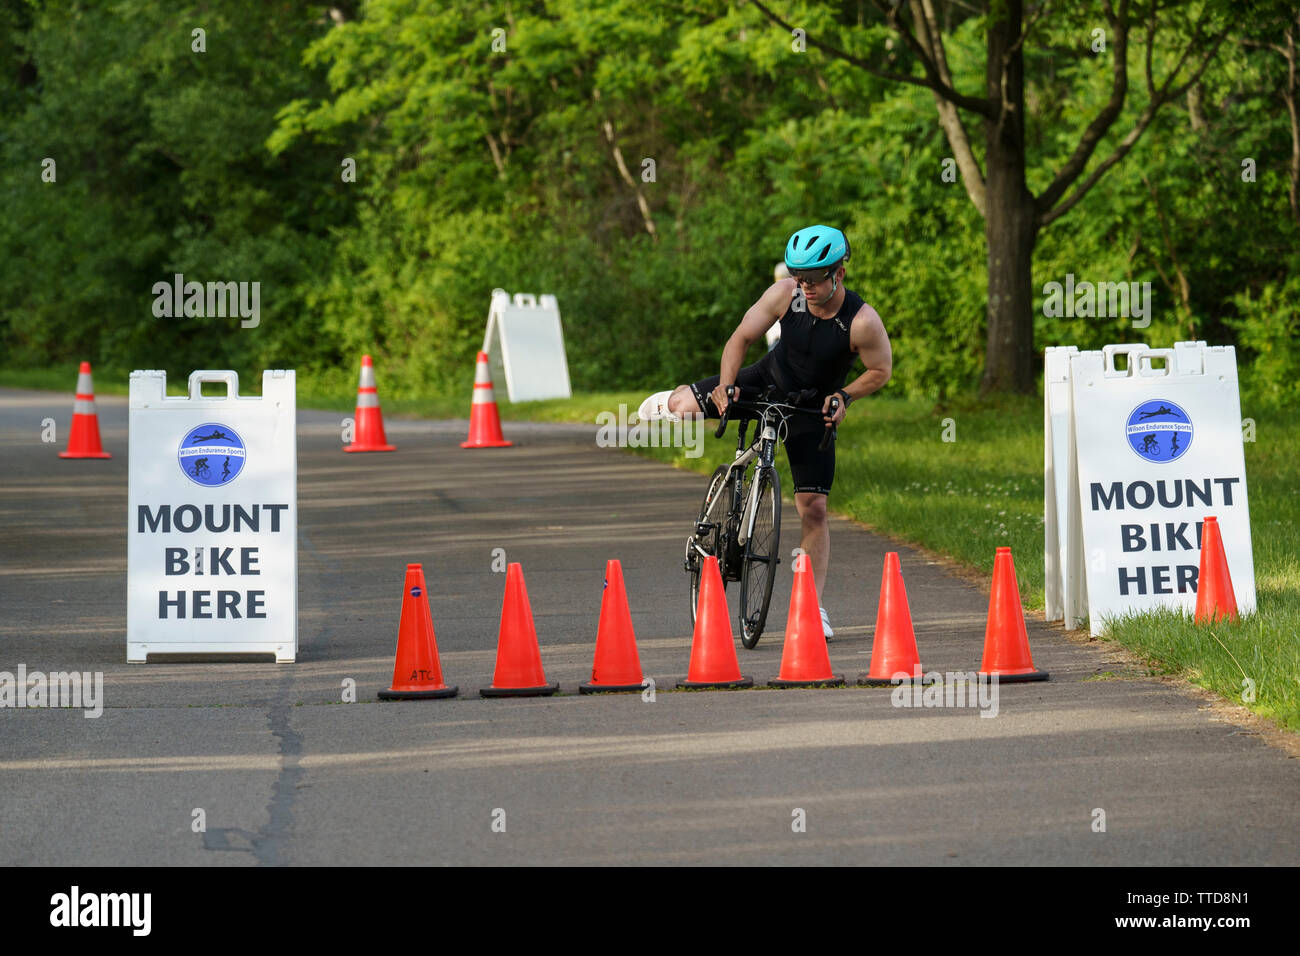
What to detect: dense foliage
<box><xmin>1</xmin><ymin>1</ymin><xmax>1296</xmax><ymax>404</ymax></box>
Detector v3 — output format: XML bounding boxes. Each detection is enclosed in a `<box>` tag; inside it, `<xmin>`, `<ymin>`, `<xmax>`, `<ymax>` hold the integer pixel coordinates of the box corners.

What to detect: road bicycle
<box><xmin>683</xmin><ymin>385</ymin><xmax>838</xmax><ymax>648</ymax></box>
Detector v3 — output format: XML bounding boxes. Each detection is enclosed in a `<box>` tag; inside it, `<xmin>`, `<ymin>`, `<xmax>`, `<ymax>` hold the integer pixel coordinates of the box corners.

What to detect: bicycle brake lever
<box><xmin>818</xmin><ymin>397</ymin><xmax>839</xmax><ymax>451</ymax></box>
<box><xmin>715</xmin><ymin>385</ymin><xmax>734</xmax><ymax>439</ymax></box>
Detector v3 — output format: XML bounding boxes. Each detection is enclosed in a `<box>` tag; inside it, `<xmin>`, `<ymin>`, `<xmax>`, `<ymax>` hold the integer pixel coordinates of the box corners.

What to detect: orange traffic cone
<box><xmin>481</xmin><ymin>563</ymin><xmax>558</xmax><ymax>697</ymax></box>
<box><xmin>58</xmin><ymin>362</ymin><xmax>112</xmax><ymax>459</ymax></box>
<box><xmin>678</xmin><ymin>556</ymin><xmax>752</xmax><ymax>690</ymax></box>
<box><xmin>978</xmin><ymin>547</ymin><xmax>1049</xmax><ymax>683</ymax></box>
<box><xmin>343</xmin><ymin>354</ymin><xmax>396</xmax><ymax>452</ymax></box>
<box><xmin>461</xmin><ymin>351</ymin><xmax>512</xmax><ymax>448</ymax></box>
<box><xmin>858</xmin><ymin>552</ymin><xmax>924</xmax><ymax>686</ymax></box>
<box><xmin>378</xmin><ymin>564</ymin><xmax>458</xmax><ymax>699</ymax></box>
<box><xmin>580</xmin><ymin>560</ymin><xmax>649</xmax><ymax>694</ymax></box>
<box><xmin>1194</xmin><ymin>516</ymin><xmax>1238</xmax><ymax>624</ymax></box>
<box><xmin>770</xmin><ymin>554</ymin><xmax>843</xmax><ymax>688</ymax></box>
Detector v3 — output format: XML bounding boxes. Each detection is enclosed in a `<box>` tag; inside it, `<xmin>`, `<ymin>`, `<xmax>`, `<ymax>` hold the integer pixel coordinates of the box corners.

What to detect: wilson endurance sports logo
<box><xmin>1126</xmin><ymin>400</ymin><xmax>1193</xmax><ymax>464</ymax></box>
<box><xmin>178</xmin><ymin>422</ymin><xmax>246</xmax><ymax>487</ymax></box>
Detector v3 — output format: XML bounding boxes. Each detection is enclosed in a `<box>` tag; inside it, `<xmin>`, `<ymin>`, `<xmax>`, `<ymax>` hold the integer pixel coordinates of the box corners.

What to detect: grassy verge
<box><xmin>6</xmin><ymin>367</ymin><xmax>1294</xmax><ymax>729</ymax></box>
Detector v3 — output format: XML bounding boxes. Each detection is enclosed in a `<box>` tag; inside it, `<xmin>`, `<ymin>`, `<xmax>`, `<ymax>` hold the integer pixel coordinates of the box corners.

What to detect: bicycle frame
<box><xmin>721</xmin><ymin>419</ymin><xmax>778</xmax><ymax>550</ymax></box>
<box><xmin>683</xmin><ymin>421</ymin><xmax>770</xmax><ymax>572</ymax></box>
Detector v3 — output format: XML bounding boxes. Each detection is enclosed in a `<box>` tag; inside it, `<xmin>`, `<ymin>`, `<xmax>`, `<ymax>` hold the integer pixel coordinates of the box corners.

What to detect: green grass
<box><xmin>6</xmin><ymin>366</ymin><xmax>1295</xmax><ymax>729</ymax></box>
<box><xmin>1101</xmin><ymin>608</ymin><xmax>1300</xmax><ymax>729</ymax></box>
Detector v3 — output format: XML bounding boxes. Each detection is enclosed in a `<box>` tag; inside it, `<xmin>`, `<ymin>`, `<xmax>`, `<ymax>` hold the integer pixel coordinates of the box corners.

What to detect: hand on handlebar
<box><xmin>713</xmin><ymin>384</ymin><xmax>736</xmax><ymax>439</ymax></box>
<box><xmin>711</xmin><ymin>383</ymin><xmax>737</xmax><ymax>417</ymax></box>
<box><xmin>817</xmin><ymin>396</ymin><xmax>840</xmax><ymax>451</ymax></box>
<box><xmin>821</xmin><ymin>393</ymin><xmax>847</xmax><ymax>428</ymax></box>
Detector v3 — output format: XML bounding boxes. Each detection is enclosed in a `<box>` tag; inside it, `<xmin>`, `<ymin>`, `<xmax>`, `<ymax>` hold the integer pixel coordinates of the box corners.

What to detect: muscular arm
<box><xmin>823</xmin><ymin>304</ymin><xmax>892</xmax><ymax>424</ymax></box>
<box><xmin>713</xmin><ymin>279</ymin><xmax>795</xmax><ymax>410</ymax></box>
<box><xmin>846</xmin><ymin>304</ymin><xmax>892</xmax><ymax>398</ymax></box>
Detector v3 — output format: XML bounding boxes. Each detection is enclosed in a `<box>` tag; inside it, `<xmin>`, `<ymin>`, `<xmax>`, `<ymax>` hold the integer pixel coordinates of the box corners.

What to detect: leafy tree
<box><xmin>3</xmin><ymin>0</ymin><xmax>1296</xmax><ymax>407</ymax></box>
<box><xmin>0</xmin><ymin>1</ymin><xmax>350</xmax><ymax>379</ymax></box>
<box><xmin>749</xmin><ymin>0</ymin><xmax>1243</xmax><ymax>393</ymax></box>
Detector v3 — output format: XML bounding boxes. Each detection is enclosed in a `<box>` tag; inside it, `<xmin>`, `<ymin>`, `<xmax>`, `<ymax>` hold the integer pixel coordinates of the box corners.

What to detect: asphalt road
<box><xmin>1</xmin><ymin>386</ymin><xmax>1297</xmax><ymax>866</ymax></box>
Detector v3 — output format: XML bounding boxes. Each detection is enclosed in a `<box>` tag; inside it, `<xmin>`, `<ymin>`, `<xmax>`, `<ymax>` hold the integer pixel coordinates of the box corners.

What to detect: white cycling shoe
<box><xmin>637</xmin><ymin>389</ymin><xmax>681</xmax><ymax>422</ymax></box>
<box><xmin>820</xmin><ymin>607</ymin><xmax>834</xmax><ymax>642</ymax></box>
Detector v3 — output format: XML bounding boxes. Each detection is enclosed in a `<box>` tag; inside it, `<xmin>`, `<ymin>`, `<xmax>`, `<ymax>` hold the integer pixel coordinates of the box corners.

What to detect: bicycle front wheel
<box><xmin>739</xmin><ymin>467</ymin><xmax>780</xmax><ymax>648</ymax></box>
<box><xmin>688</xmin><ymin>465</ymin><xmax>733</xmax><ymax>626</ymax></box>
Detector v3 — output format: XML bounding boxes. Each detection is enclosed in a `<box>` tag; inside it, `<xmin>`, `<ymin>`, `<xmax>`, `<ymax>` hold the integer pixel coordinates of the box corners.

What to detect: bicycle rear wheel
<box><xmin>687</xmin><ymin>465</ymin><xmax>733</xmax><ymax>625</ymax></box>
<box><xmin>739</xmin><ymin>467</ymin><xmax>780</xmax><ymax>648</ymax></box>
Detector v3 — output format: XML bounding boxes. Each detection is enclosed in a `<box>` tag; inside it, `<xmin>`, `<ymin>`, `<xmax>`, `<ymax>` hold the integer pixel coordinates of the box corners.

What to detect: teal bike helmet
<box><xmin>784</xmin><ymin>224</ymin><xmax>850</xmax><ymax>275</ymax></box>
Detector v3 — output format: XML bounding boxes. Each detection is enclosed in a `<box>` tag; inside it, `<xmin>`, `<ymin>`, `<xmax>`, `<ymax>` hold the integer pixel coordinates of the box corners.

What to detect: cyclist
<box><xmin>639</xmin><ymin>224</ymin><xmax>892</xmax><ymax>639</ymax></box>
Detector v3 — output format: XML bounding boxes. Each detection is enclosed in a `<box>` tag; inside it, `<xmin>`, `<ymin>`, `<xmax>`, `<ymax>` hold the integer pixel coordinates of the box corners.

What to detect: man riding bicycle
<box><xmin>640</xmin><ymin>224</ymin><xmax>893</xmax><ymax>639</ymax></box>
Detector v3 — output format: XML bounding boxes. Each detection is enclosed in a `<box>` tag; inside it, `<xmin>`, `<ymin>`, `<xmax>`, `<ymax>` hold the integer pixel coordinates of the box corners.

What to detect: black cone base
<box><xmin>579</xmin><ymin>681</ymin><xmax>649</xmax><ymax>694</ymax></box>
<box><xmin>677</xmin><ymin>676</ymin><xmax>754</xmax><ymax>690</ymax></box>
<box><xmin>978</xmin><ymin>670</ymin><xmax>1050</xmax><ymax>684</ymax></box>
<box><xmin>480</xmin><ymin>682</ymin><xmax>560</xmax><ymax>698</ymax></box>
<box><xmin>857</xmin><ymin>672</ymin><xmax>925</xmax><ymax>687</ymax></box>
<box><xmin>769</xmin><ymin>675</ymin><xmax>845</xmax><ymax>689</ymax></box>
<box><xmin>378</xmin><ymin>685</ymin><xmax>459</xmax><ymax>700</ymax></box>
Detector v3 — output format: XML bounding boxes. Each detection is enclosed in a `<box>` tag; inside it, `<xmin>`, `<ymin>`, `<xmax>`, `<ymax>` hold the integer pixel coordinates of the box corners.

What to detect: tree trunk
<box><xmin>980</xmin><ymin>0</ymin><xmax>1037</xmax><ymax>395</ymax></box>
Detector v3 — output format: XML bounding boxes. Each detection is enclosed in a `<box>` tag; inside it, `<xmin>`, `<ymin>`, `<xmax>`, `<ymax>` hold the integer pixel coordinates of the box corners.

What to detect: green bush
<box><xmin>1227</xmin><ymin>272</ymin><xmax>1300</xmax><ymax>411</ymax></box>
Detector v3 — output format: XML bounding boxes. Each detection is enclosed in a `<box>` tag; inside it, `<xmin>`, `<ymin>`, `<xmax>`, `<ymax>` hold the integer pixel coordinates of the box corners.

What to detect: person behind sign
<box><xmin>638</xmin><ymin>224</ymin><xmax>893</xmax><ymax>638</ymax></box>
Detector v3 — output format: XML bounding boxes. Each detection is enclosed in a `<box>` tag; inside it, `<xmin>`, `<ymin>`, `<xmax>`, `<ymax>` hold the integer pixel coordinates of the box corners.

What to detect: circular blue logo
<box><xmin>1125</xmin><ymin>400</ymin><xmax>1193</xmax><ymax>464</ymax></box>
<box><xmin>178</xmin><ymin>422</ymin><xmax>247</xmax><ymax>487</ymax></box>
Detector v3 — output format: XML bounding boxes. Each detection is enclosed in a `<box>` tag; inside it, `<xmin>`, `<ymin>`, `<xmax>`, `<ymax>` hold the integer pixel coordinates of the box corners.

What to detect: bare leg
<box><xmin>794</xmin><ymin>492</ymin><xmax>829</xmax><ymax>602</ymax></box>
<box><xmin>667</xmin><ymin>384</ymin><xmax>705</xmax><ymax>419</ymax></box>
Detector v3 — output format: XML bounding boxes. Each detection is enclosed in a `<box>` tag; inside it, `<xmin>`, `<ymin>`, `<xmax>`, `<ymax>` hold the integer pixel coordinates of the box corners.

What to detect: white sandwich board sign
<box><xmin>1043</xmin><ymin>344</ymin><xmax>1079</xmax><ymax>621</ymax></box>
<box><xmin>127</xmin><ymin>369</ymin><xmax>297</xmax><ymax>662</ymax></box>
<box><xmin>483</xmin><ymin>288</ymin><xmax>572</xmax><ymax>402</ymax></box>
<box><xmin>1045</xmin><ymin>343</ymin><xmax>1153</xmax><ymax>621</ymax></box>
<box><xmin>1046</xmin><ymin>341</ymin><xmax>1255</xmax><ymax>635</ymax></box>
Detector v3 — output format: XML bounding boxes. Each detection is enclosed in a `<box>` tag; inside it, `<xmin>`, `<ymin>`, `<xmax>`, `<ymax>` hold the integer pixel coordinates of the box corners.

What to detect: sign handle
<box><xmin>1101</xmin><ymin>343</ymin><xmax>1150</xmax><ymax>377</ymax></box>
<box><xmin>1137</xmin><ymin>349</ymin><xmax>1176</xmax><ymax>378</ymax></box>
<box><xmin>187</xmin><ymin>370</ymin><xmax>241</xmax><ymax>400</ymax></box>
